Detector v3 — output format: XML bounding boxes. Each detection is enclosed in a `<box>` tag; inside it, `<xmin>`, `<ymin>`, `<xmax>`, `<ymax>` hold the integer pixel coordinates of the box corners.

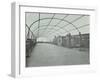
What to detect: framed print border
<box><xmin>11</xmin><ymin>2</ymin><xmax>96</xmax><ymax>78</ymax></box>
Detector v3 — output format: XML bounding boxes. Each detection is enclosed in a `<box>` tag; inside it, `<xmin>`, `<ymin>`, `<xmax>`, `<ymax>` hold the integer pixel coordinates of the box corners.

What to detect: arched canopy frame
<box><xmin>45</xmin><ymin>24</ymin><xmax>89</xmax><ymax>37</ymax></box>
<box><xmin>29</xmin><ymin>17</ymin><xmax>80</xmax><ymax>33</ymax></box>
<box><xmin>43</xmin><ymin>15</ymin><xmax>85</xmax><ymax>36</ymax></box>
<box><xmin>26</xmin><ymin>12</ymin><xmax>89</xmax><ymax>39</ymax></box>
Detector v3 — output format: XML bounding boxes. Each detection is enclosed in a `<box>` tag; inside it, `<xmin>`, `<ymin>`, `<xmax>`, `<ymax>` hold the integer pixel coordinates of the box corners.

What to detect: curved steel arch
<box><xmin>33</xmin><ymin>27</ymin><xmax>67</xmax><ymax>37</ymax></box>
<box><xmin>43</xmin><ymin>15</ymin><xmax>84</xmax><ymax>36</ymax></box>
<box><xmin>26</xmin><ymin>24</ymin><xmax>68</xmax><ymax>38</ymax></box>
<box><xmin>68</xmin><ymin>24</ymin><xmax>89</xmax><ymax>32</ymax></box>
<box><xmin>29</xmin><ymin>17</ymin><xmax>80</xmax><ymax>32</ymax></box>
<box><xmin>46</xmin><ymin>24</ymin><xmax>89</xmax><ymax>37</ymax></box>
<box><xmin>41</xmin><ymin>14</ymin><xmax>69</xmax><ymax>36</ymax></box>
<box><xmin>31</xmin><ymin>25</ymin><xmax>69</xmax><ymax>33</ymax></box>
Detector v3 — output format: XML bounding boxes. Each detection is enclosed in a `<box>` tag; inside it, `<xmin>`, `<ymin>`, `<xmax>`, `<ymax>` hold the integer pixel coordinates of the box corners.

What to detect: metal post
<box><xmin>68</xmin><ymin>33</ymin><xmax>72</xmax><ymax>48</ymax></box>
<box><xmin>79</xmin><ymin>32</ymin><xmax>82</xmax><ymax>49</ymax></box>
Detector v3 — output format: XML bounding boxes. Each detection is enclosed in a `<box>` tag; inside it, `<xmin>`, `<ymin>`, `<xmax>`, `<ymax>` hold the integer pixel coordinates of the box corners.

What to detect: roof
<box><xmin>25</xmin><ymin>12</ymin><xmax>89</xmax><ymax>40</ymax></box>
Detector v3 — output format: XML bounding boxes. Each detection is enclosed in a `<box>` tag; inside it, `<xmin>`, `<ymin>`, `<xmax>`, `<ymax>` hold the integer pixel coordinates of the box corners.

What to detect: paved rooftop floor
<box><xmin>26</xmin><ymin>43</ymin><xmax>89</xmax><ymax>67</ymax></box>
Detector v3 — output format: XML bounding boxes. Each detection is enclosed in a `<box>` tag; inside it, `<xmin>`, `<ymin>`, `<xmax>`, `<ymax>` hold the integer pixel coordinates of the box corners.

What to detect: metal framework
<box><xmin>32</xmin><ymin>25</ymin><xmax>69</xmax><ymax>33</ymax></box>
<box><xmin>26</xmin><ymin>13</ymin><xmax>89</xmax><ymax>38</ymax></box>
<box><xmin>45</xmin><ymin>15</ymin><xmax>85</xmax><ymax>36</ymax></box>
<box><xmin>41</xmin><ymin>14</ymin><xmax>55</xmax><ymax>35</ymax></box>
<box><xmin>26</xmin><ymin>24</ymin><xmax>35</xmax><ymax>39</ymax></box>
<box><xmin>33</xmin><ymin>25</ymin><xmax>68</xmax><ymax>36</ymax></box>
<box><xmin>29</xmin><ymin>18</ymin><xmax>80</xmax><ymax>32</ymax></box>
<box><xmin>46</xmin><ymin>24</ymin><xmax>89</xmax><ymax>37</ymax></box>
<box><xmin>41</xmin><ymin>14</ymin><xmax>69</xmax><ymax>35</ymax></box>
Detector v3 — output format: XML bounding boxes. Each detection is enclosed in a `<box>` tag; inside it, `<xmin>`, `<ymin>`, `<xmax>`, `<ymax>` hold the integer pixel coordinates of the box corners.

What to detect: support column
<box><xmin>68</xmin><ymin>33</ymin><xmax>72</xmax><ymax>48</ymax></box>
<box><xmin>79</xmin><ymin>32</ymin><xmax>82</xmax><ymax>49</ymax></box>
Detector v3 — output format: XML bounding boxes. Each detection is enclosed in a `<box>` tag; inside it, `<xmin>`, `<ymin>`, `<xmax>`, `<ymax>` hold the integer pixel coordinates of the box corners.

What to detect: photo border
<box><xmin>11</xmin><ymin>2</ymin><xmax>96</xmax><ymax>78</ymax></box>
